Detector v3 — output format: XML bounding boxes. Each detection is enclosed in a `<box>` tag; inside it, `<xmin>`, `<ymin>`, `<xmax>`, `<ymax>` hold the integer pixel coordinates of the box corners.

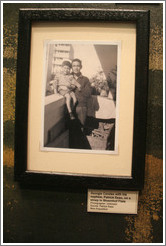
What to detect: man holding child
<box><xmin>51</xmin><ymin>58</ymin><xmax>91</xmax><ymax>127</ymax></box>
<box><xmin>71</xmin><ymin>58</ymin><xmax>91</xmax><ymax>126</ymax></box>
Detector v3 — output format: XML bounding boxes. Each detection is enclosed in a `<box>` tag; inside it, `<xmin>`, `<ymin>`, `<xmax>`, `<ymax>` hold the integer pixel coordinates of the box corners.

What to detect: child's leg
<box><xmin>70</xmin><ymin>91</ymin><xmax>77</xmax><ymax>105</ymax></box>
<box><xmin>65</xmin><ymin>93</ymin><xmax>72</xmax><ymax>113</ymax></box>
<box><xmin>65</xmin><ymin>93</ymin><xmax>75</xmax><ymax>120</ymax></box>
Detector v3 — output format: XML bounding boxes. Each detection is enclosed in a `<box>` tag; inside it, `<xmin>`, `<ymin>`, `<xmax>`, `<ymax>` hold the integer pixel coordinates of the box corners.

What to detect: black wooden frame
<box><xmin>14</xmin><ymin>8</ymin><xmax>150</xmax><ymax>190</ymax></box>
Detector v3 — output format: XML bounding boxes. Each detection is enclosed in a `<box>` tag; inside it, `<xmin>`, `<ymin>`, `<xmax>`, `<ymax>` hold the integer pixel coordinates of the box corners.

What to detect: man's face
<box><xmin>72</xmin><ymin>61</ymin><xmax>81</xmax><ymax>75</ymax></box>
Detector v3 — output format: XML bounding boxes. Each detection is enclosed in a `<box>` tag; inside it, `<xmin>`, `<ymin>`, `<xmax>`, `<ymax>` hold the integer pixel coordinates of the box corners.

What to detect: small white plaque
<box><xmin>87</xmin><ymin>189</ymin><xmax>139</xmax><ymax>214</ymax></box>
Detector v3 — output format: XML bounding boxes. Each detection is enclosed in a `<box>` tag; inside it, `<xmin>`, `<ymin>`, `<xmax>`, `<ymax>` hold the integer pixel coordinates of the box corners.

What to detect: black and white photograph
<box><xmin>42</xmin><ymin>41</ymin><xmax>120</xmax><ymax>153</ymax></box>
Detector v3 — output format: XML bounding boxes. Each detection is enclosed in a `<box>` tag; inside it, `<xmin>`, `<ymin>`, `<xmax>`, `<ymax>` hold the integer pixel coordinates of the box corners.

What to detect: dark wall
<box><xmin>3</xmin><ymin>3</ymin><xmax>163</xmax><ymax>243</ymax></box>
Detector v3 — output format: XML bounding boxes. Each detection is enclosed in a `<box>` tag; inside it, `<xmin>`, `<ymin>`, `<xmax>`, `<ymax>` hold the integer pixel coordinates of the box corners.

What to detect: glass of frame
<box><xmin>14</xmin><ymin>8</ymin><xmax>150</xmax><ymax>190</ymax></box>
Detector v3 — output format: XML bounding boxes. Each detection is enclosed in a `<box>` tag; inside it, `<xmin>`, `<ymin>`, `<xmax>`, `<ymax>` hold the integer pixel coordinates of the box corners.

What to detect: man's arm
<box><xmin>80</xmin><ymin>78</ymin><xmax>92</xmax><ymax>97</ymax></box>
<box><xmin>69</xmin><ymin>76</ymin><xmax>81</xmax><ymax>90</ymax></box>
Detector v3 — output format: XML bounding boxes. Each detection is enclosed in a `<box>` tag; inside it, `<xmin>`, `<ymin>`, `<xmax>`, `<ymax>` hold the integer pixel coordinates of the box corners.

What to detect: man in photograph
<box><xmin>72</xmin><ymin>58</ymin><xmax>92</xmax><ymax>127</ymax></box>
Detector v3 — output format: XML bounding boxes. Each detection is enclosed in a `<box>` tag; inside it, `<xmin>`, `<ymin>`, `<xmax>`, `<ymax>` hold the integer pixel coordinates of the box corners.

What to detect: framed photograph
<box><xmin>14</xmin><ymin>8</ymin><xmax>150</xmax><ymax>190</ymax></box>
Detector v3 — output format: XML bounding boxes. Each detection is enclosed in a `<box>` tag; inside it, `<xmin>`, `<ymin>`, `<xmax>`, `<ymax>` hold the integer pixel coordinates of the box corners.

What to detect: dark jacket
<box><xmin>74</xmin><ymin>74</ymin><xmax>92</xmax><ymax>107</ymax></box>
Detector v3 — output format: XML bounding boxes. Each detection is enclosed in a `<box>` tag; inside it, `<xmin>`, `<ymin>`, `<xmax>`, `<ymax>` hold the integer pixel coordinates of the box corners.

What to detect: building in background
<box><xmin>52</xmin><ymin>44</ymin><xmax>72</xmax><ymax>74</ymax></box>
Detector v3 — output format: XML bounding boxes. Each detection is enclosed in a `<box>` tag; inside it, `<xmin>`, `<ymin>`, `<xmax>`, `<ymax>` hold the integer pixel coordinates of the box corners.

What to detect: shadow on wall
<box><xmin>68</xmin><ymin>119</ymin><xmax>91</xmax><ymax>149</ymax></box>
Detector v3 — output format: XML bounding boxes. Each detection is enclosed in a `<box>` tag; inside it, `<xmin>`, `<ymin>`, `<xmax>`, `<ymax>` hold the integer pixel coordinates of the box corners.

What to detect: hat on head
<box><xmin>62</xmin><ymin>60</ymin><xmax>72</xmax><ymax>68</ymax></box>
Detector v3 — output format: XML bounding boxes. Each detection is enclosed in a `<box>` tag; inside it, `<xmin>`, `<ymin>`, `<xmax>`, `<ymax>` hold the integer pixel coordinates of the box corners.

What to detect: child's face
<box><xmin>62</xmin><ymin>65</ymin><xmax>70</xmax><ymax>75</ymax></box>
